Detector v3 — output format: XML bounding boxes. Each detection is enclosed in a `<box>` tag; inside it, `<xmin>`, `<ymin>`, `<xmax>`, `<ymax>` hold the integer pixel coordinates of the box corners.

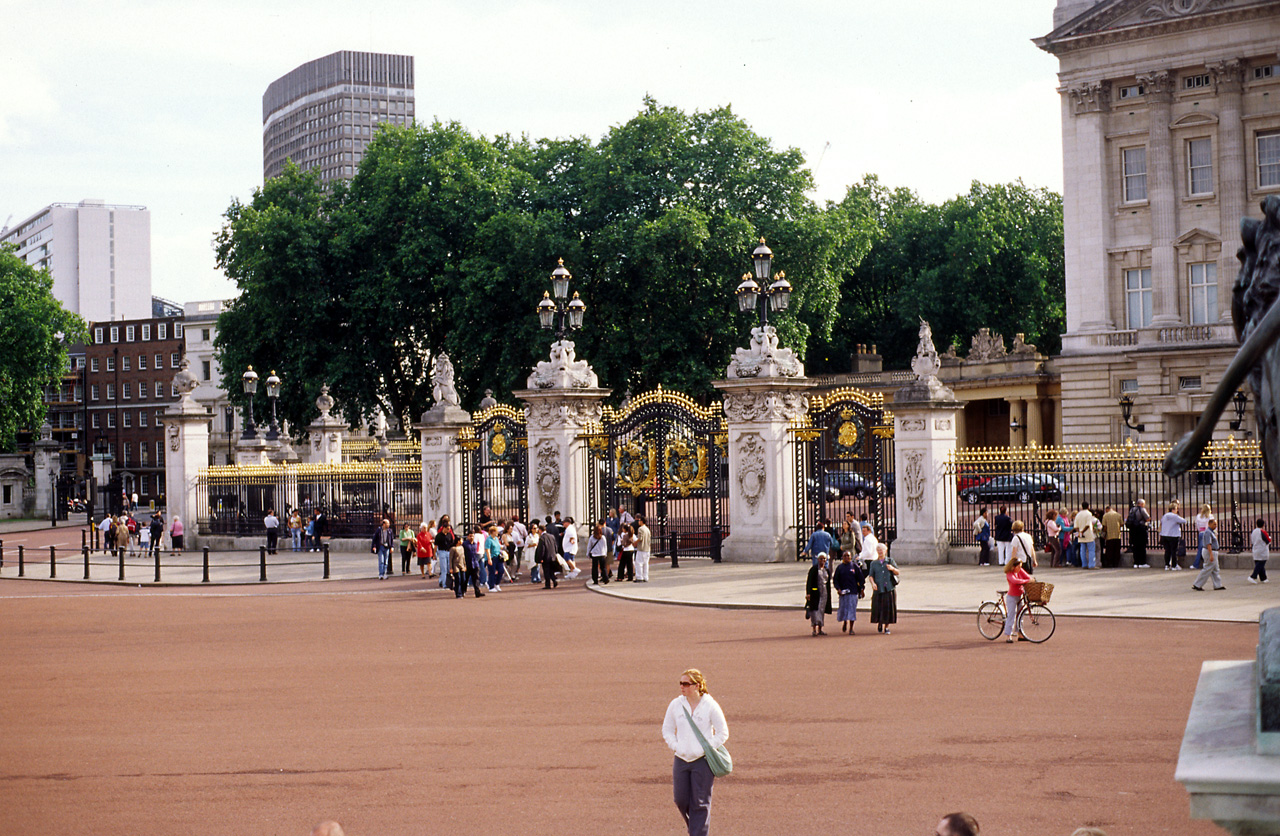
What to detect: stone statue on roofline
<box><xmin>1167</xmin><ymin>196</ymin><xmax>1280</xmax><ymax>486</ymax></box>
<box><xmin>896</xmin><ymin>319</ymin><xmax>956</xmax><ymax>403</ymax></box>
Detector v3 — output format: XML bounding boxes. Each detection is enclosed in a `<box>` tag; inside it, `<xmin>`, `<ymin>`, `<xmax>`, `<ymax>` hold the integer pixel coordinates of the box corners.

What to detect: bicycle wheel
<box><xmin>977</xmin><ymin>601</ymin><xmax>1005</xmax><ymax>640</ymax></box>
<box><xmin>1017</xmin><ymin>603</ymin><xmax>1056</xmax><ymax>643</ymax></box>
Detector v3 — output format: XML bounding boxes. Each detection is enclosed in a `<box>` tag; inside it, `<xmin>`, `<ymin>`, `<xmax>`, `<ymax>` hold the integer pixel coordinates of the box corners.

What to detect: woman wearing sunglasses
<box><xmin>661</xmin><ymin>669</ymin><xmax>729</xmax><ymax>836</ymax></box>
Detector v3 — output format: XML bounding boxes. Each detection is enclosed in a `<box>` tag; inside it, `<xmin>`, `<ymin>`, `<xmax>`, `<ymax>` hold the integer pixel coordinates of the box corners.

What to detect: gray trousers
<box><xmin>1193</xmin><ymin>557</ymin><xmax>1223</xmax><ymax>590</ymax></box>
<box><xmin>673</xmin><ymin>756</ymin><xmax>714</xmax><ymax>836</ymax></box>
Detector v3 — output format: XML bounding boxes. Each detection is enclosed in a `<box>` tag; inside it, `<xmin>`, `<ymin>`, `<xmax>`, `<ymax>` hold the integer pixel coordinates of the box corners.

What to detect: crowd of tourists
<box><xmin>801</xmin><ymin>512</ymin><xmax>899</xmax><ymax>636</ymax></box>
<box><xmin>96</xmin><ymin>510</ymin><xmax>184</xmax><ymax>556</ymax></box>
<box><xmin>968</xmin><ymin>498</ymin><xmax>1270</xmax><ymax>587</ymax></box>
<box><xmin>364</xmin><ymin>504</ymin><xmax>654</xmax><ymax>593</ymax></box>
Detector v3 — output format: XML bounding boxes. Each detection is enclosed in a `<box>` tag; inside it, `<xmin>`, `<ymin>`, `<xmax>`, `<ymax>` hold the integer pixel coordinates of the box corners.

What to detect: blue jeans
<box><xmin>377</xmin><ymin>546</ymin><xmax>390</xmax><ymax>577</ymax></box>
<box><xmin>477</xmin><ymin>561</ymin><xmax>488</xmax><ymax>588</ymax></box>
<box><xmin>291</xmin><ymin>529</ymin><xmax>302</xmax><ymax>551</ymax></box>
<box><xmin>1079</xmin><ymin>540</ymin><xmax>1097</xmax><ymax>569</ymax></box>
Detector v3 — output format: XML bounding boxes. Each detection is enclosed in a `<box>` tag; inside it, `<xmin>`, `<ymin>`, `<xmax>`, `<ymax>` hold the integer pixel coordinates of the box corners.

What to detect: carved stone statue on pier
<box><xmin>897</xmin><ymin>319</ymin><xmax>956</xmax><ymax>403</ymax></box>
<box><xmin>528</xmin><ymin>340</ymin><xmax>599</xmax><ymax>389</ymax></box>
<box><xmin>431</xmin><ymin>353</ymin><xmax>461</xmax><ymax>407</ymax></box>
<box><xmin>726</xmin><ymin>325</ymin><xmax>803</xmax><ymax>379</ymax></box>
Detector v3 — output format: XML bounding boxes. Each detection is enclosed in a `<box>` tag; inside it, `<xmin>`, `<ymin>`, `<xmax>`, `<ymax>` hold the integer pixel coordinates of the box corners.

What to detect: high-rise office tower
<box><xmin>0</xmin><ymin>199</ymin><xmax>152</xmax><ymax>322</ymax></box>
<box><xmin>262</xmin><ymin>50</ymin><xmax>415</xmax><ymax>183</ymax></box>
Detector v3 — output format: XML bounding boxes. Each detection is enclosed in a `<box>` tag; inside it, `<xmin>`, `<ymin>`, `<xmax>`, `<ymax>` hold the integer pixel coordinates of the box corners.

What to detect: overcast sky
<box><xmin>1</xmin><ymin>0</ymin><xmax>1064</xmax><ymax>305</ymax></box>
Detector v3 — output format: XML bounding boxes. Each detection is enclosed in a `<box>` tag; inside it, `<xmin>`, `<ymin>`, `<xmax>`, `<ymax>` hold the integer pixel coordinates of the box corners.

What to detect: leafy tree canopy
<box><xmin>0</xmin><ymin>245</ymin><xmax>89</xmax><ymax>451</ymax></box>
<box><xmin>807</xmin><ymin>177</ymin><xmax>1064</xmax><ymax>373</ymax></box>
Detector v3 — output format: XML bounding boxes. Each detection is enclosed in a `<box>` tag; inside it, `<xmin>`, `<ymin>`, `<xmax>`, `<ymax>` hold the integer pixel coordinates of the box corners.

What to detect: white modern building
<box><xmin>0</xmin><ymin>199</ymin><xmax>152</xmax><ymax>323</ymax></box>
<box><xmin>1037</xmin><ymin>0</ymin><xmax>1280</xmax><ymax>444</ymax></box>
<box><xmin>263</xmin><ymin>51</ymin><xmax>415</xmax><ymax>184</ymax></box>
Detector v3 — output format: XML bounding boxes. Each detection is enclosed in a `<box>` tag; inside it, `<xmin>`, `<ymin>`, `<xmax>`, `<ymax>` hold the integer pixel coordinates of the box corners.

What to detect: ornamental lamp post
<box><xmin>223</xmin><ymin>404</ymin><xmax>234</xmax><ymax>463</ymax></box>
<box><xmin>1229</xmin><ymin>389</ymin><xmax>1249</xmax><ymax>432</ymax></box>
<box><xmin>240</xmin><ymin>366</ymin><xmax>259</xmax><ymax>440</ymax></box>
<box><xmin>1118</xmin><ymin>394</ymin><xmax>1145</xmax><ymax>434</ymax></box>
<box><xmin>735</xmin><ymin>238</ymin><xmax>792</xmax><ymax>327</ymax></box>
<box><xmin>265</xmin><ymin>370</ymin><xmax>282</xmax><ymax>441</ymax></box>
<box><xmin>536</xmin><ymin>258</ymin><xmax>586</xmax><ymax>341</ymax></box>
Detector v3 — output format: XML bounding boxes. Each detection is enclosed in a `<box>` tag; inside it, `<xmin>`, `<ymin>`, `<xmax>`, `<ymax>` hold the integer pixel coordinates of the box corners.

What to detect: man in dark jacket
<box><xmin>993</xmin><ymin>506</ymin><xmax>1014</xmax><ymax>565</ymax></box>
<box><xmin>536</xmin><ymin>525</ymin><xmax>561</xmax><ymax>589</ymax></box>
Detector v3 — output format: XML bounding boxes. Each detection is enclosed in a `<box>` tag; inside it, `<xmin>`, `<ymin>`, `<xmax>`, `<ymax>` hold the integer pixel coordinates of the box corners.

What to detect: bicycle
<box><xmin>977</xmin><ymin>583</ymin><xmax>1056</xmax><ymax>643</ymax></box>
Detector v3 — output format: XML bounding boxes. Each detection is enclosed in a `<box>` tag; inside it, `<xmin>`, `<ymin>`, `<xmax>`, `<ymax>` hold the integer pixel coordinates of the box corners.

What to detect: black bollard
<box><xmin>18</xmin><ymin>545</ymin><xmax>25</xmax><ymax>577</ymax></box>
<box><xmin>154</xmin><ymin>547</ymin><xmax>161</xmax><ymax>583</ymax></box>
<box><xmin>118</xmin><ymin>547</ymin><xmax>125</xmax><ymax>581</ymax></box>
<box><xmin>323</xmin><ymin>543</ymin><xmax>330</xmax><ymax>580</ymax></box>
<box><xmin>259</xmin><ymin>546</ymin><xmax>267</xmax><ymax>582</ymax></box>
<box><xmin>0</xmin><ymin>539</ymin><xmax>4</xmax><ymax>570</ymax></box>
<box><xmin>81</xmin><ymin>529</ymin><xmax>87</xmax><ymax>551</ymax></box>
<box><xmin>202</xmin><ymin>547</ymin><xmax>210</xmax><ymax>583</ymax></box>
<box><xmin>670</xmin><ymin>531</ymin><xmax>680</xmax><ymax>569</ymax></box>
<box><xmin>83</xmin><ymin>547</ymin><xmax>90</xmax><ymax>579</ymax></box>
<box><xmin>49</xmin><ymin>546</ymin><xmax>56</xmax><ymax>579</ymax></box>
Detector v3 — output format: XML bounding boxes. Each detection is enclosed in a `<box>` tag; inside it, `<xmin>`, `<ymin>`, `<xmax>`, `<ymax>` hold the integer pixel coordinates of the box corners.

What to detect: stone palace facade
<box><xmin>1037</xmin><ymin>0</ymin><xmax>1280</xmax><ymax>444</ymax></box>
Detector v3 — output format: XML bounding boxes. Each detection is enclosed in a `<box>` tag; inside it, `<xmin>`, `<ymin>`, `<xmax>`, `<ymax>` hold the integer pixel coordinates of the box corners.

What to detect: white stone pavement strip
<box><xmin>589</xmin><ymin>559</ymin><xmax>1279</xmax><ymax>623</ymax></box>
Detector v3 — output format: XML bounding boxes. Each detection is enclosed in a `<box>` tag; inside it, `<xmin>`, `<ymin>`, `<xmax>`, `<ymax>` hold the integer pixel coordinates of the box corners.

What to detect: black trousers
<box><xmin>1162</xmin><ymin>535</ymin><xmax>1180</xmax><ymax>568</ymax></box>
<box><xmin>591</xmin><ymin>555</ymin><xmax>610</xmax><ymax>584</ymax></box>
<box><xmin>266</xmin><ymin>528</ymin><xmax>278</xmax><ymax>554</ymax></box>
<box><xmin>617</xmin><ymin>552</ymin><xmax>635</xmax><ymax>580</ymax></box>
<box><xmin>1129</xmin><ymin>525</ymin><xmax>1148</xmax><ymax>565</ymax></box>
<box><xmin>542</xmin><ymin>560</ymin><xmax>559</xmax><ymax>588</ymax></box>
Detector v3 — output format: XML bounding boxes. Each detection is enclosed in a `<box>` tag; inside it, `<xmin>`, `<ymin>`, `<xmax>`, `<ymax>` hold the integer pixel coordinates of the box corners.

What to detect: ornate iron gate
<box><xmin>584</xmin><ymin>387</ymin><xmax>727</xmax><ymax>561</ymax></box>
<box><xmin>460</xmin><ymin>405</ymin><xmax>529</xmax><ymax>533</ymax></box>
<box><xmin>793</xmin><ymin>388</ymin><xmax>895</xmax><ymax>560</ymax></box>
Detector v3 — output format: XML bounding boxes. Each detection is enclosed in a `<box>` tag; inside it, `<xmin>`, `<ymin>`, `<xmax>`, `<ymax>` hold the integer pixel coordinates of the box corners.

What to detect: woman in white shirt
<box><xmin>662</xmin><ymin>669</ymin><xmax>729</xmax><ymax>836</ymax></box>
<box><xmin>1192</xmin><ymin>503</ymin><xmax>1214</xmax><ymax>570</ymax></box>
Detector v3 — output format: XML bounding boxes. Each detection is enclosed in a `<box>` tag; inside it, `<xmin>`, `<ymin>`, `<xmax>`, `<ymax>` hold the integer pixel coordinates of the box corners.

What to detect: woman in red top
<box><xmin>1004</xmin><ymin>556</ymin><xmax>1035</xmax><ymax>642</ymax></box>
<box><xmin>416</xmin><ymin>522</ymin><xmax>435</xmax><ymax>579</ymax></box>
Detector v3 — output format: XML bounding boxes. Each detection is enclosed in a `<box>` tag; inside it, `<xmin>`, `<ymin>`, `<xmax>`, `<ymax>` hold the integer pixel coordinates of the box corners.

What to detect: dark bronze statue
<box><xmin>1166</xmin><ymin>196</ymin><xmax>1280</xmax><ymax>483</ymax></box>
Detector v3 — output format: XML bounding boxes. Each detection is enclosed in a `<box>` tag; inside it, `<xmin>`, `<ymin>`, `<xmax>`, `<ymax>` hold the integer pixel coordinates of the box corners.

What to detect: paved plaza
<box><xmin>0</xmin><ymin>521</ymin><xmax>1270</xmax><ymax>835</ymax></box>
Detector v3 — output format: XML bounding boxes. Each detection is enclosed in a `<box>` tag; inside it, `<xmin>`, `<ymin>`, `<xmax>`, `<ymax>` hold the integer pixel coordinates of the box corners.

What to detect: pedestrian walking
<box><xmin>1192</xmin><ymin>504</ymin><xmax>1214</xmax><ymax>570</ymax></box>
<box><xmin>616</xmin><ymin>523</ymin><xmax>636</xmax><ymax>581</ymax></box>
<box><xmin>868</xmin><ymin>543</ymin><xmax>900</xmax><ymax>634</ymax></box>
<box><xmin>805</xmin><ymin>552</ymin><xmax>832</xmax><ymax>636</ymax></box>
<box><xmin>634</xmin><ymin>516</ymin><xmax>652</xmax><ymax>582</ymax></box>
<box><xmin>1191</xmin><ymin>517</ymin><xmax>1225</xmax><ymax>591</ymax></box>
<box><xmin>264</xmin><ymin>508</ymin><xmax>280</xmax><ymax>555</ymax></box>
<box><xmin>974</xmin><ymin>508</ymin><xmax>992</xmax><ymax>565</ymax></box>
<box><xmin>372</xmin><ymin>518</ymin><xmax>394</xmax><ymax>580</ymax></box>
<box><xmin>833</xmin><ymin>550</ymin><xmax>865</xmax><ymax>634</ymax></box>
<box><xmin>416</xmin><ymin>522</ymin><xmax>434</xmax><ymax>579</ymax></box>
<box><xmin>588</xmin><ymin>522</ymin><xmax>611</xmax><ymax>585</ymax></box>
<box><xmin>399</xmin><ymin>521</ymin><xmax>416</xmax><ymax>575</ymax></box>
<box><xmin>169</xmin><ymin>515</ymin><xmax>184</xmax><ymax>555</ymax></box>
<box><xmin>435</xmin><ymin>516</ymin><xmax>457</xmax><ymax>588</ymax></box>
<box><xmin>1252</xmin><ymin>518</ymin><xmax>1272</xmax><ymax>584</ymax></box>
<box><xmin>1160</xmin><ymin>501</ymin><xmax>1188</xmax><ymax>571</ymax></box>
<box><xmin>1127</xmin><ymin>499</ymin><xmax>1151</xmax><ymax>568</ymax></box>
<box><xmin>662</xmin><ymin>669</ymin><xmax>729</xmax><ymax>836</ymax></box>
<box><xmin>537</xmin><ymin>522</ymin><xmax>561</xmax><ymax>589</ymax></box>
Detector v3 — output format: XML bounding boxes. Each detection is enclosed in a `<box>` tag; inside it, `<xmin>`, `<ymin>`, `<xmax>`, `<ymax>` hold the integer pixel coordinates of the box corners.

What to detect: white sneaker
<box><xmin>1140</xmin><ymin>564</ymin><xmax>1150</xmax><ymax>568</ymax></box>
<box><xmin>493</xmin><ymin>586</ymin><xmax>502</xmax><ymax>591</ymax></box>
<box><xmin>1164</xmin><ymin>565</ymin><xmax>1170</xmax><ymax>571</ymax></box>
<box><xmin>1173</xmin><ymin>565</ymin><xmax>1183</xmax><ymax>571</ymax></box>
<box><xmin>1249</xmin><ymin>577</ymin><xmax>1259</xmax><ymax>584</ymax></box>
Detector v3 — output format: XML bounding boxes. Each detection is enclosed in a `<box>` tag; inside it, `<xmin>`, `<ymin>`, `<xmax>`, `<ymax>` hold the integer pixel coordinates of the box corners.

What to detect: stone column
<box><xmin>305</xmin><ymin>384</ymin><xmax>347</xmax><ymax>466</ymax></box>
<box><xmin>714</xmin><ymin>378</ymin><xmax>811</xmax><ymax>563</ymax></box>
<box><xmin>516</xmin><ymin>340</ymin><xmax>610</xmax><ymax>535</ymax></box>
<box><xmin>1066</xmin><ymin>81</ymin><xmax>1113</xmax><ymax>331</ymax></box>
<box><xmin>163</xmin><ymin>360</ymin><xmax>210</xmax><ymax>544</ymax></box>
<box><xmin>1025</xmin><ymin>395</ymin><xmax>1045</xmax><ymax>446</ymax></box>
<box><xmin>1213</xmin><ymin>59</ymin><xmax>1247</xmax><ymax>323</ymax></box>
<box><xmin>33</xmin><ymin>422</ymin><xmax>60</xmax><ymax>519</ymax></box>
<box><xmin>412</xmin><ymin>403</ymin><xmax>471</xmax><ymax>526</ymax></box>
<box><xmin>892</xmin><ymin>322</ymin><xmax>964</xmax><ymax>565</ymax></box>
<box><xmin>1139</xmin><ymin>71</ymin><xmax>1181</xmax><ymax>326</ymax></box>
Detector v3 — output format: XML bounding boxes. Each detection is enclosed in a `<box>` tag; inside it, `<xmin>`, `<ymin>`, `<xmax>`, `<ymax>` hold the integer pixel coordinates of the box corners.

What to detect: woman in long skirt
<box><xmin>805</xmin><ymin>553</ymin><xmax>832</xmax><ymax>636</ymax></box>
<box><xmin>867</xmin><ymin>543</ymin><xmax>900</xmax><ymax>634</ymax></box>
<box><xmin>832</xmin><ymin>550</ymin><xmax>865</xmax><ymax>635</ymax></box>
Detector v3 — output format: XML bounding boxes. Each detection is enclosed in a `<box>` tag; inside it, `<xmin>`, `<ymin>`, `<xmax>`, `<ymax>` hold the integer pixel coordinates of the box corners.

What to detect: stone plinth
<box><xmin>235</xmin><ymin>435</ymin><xmax>273</xmax><ymax>466</ymax></box>
<box><xmin>516</xmin><ymin>387</ymin><xmax>610</xmax><ymax>528</ymax></box>
<box><xmin>33</xmin><ymin>423</ymin><xmax>60</xmax><ymax>519</ymax></box>
<box><xmin>1177</xmin><ymin>609</ymin><xmax>1280</xmax><ymax>835</ymax></box>
<box><xmin>306</xmin><ymin>384</ymin><xmax>348</xmax><ymax>466</ymax></box>
<box><xmin>891</xmin><ymin>374</ymin><xmax>964</xmax><ymax>565</ymax></box>
<box><xmin>413</xmin><ymin>403</ymin><xmax>471</xmax><ymax>525</ymax></box>
<box><xmin>713</xmin><ymin>377</ymin><xmax>811</xmax><ymax>563</ymax></box>
<box><xmin>163</xmin><ymin>399</ymin><xmax>210</xmax><ymax>540</ymax></box>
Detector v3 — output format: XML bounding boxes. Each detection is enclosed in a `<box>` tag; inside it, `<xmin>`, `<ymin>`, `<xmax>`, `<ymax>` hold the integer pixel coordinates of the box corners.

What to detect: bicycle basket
<box><xmin>1025</xmin><ymin>581</ymin><xmax>1053</xmax><ymax>604</ymax></box>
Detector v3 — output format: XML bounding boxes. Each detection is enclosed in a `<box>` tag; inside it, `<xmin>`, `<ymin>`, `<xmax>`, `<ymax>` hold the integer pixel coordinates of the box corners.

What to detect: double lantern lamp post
<box><xmin>536</xmin><ymin>258</ymin><xmax>586</xmax><ymax>339</ymax></box>
<box><xmin>240</xmin><ymin>366</ymin><xmax>282</xmax><ymax>441</ymax></box>
<box><xmin>734</xmin><ymin>238</ymin><xmax>792</xmax><ymax>327</ymax></box>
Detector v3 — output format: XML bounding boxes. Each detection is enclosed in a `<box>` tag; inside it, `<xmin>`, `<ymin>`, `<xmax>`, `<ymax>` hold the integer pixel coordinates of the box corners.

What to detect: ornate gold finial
<box><xmin>759</xmin><ymin>237</ymin><xmax>766</xmax><ymax>244</ymax></box>
<box><xmin>777</xmin><ymin>271</ymin><xmax>785</xmax><ymax>279</ymax></box>
<box><xmin>557</xmin><ymin>257</ymin><xmax>564</xmax><ymax>265</ymax></box>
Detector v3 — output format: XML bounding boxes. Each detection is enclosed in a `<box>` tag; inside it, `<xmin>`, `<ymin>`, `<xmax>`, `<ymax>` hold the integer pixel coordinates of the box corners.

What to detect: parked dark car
<box><xmin>823</xmin><ymin>472</ymin><xmax>881</xmax><ymax>499</ymax></box>
<box><xmin>959</xmin><ymin>473</ymin><xmax>1064</xmax><ymax>505</ymax></box>
<box><xmin>806</xmin><ymin>478</ymin><xmax>840</xmax><ymax>503</ymax></box>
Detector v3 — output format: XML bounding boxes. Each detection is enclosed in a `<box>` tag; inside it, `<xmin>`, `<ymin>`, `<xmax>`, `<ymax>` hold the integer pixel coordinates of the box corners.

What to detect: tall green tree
<box><xmin>0</xmin><ymin>245</ymin><xmax>89</xmax><ymax>451</ymax></box>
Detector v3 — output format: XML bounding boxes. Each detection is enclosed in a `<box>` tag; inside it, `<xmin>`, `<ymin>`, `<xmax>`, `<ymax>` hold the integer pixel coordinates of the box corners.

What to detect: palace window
<box><xmin>138</xmin><ymin>354</ymin><xmax>146</xmax><ymax>370</ymax></box>
<box><xmin>126</xmin><ymin>325</ymin><xmax>135</xmax><ymax>342</ymax></box>
<box><xmin>1126</xmin><ymin>268</ymin><xmax>1153</xmax><ymax>329</ymax></box>
<box><xmin>106</xmin><ymin>383</ymin><xmax>115</xmax><ymax>400</ymax></box>
<box><xmin>1123</xmin><ymin>147</ymin><xmax>1147</xmax><ymax>202</ymax></box>
<box><xmin>90</xmin><ymin>358</ymin><xmax>99</xmax><ymax>373</ymax></box>
<box><xmin>1184</xmin><ymin>73</ymin><xmax>1210</xmax><ymax>90</ymax></box>
<box><xmin>1187</xmin><ymin>138</ymin><xmax>1212</xmax><ymax>196</ymax></box>
<box><xmin>106</xmin><ymin>356</ymin><xmax>115</xmax><ymax>372</ymax></box>
<box><xmin>1260</xmin><ymin>131</ymin><xmax>1280</xmax><ymax>188</ymax></box>
<box><xmin>1190</xmin><ymin>262</ymin><xmax>1218</xmax><ymax>324</ymax></box>
<box><xmin>141</xmin><ymin>324</ymin><xmax>151</xmax><ymax>341</ymax></box>
<box><xmin>139</xmin><ymin>411</ymin><xmax>147</xmax><ymax>428</ymax></box>
<box><xmin>158</xmin><ymin>323</ymin><xmax>167</xmax><ymax>340</ymax></box>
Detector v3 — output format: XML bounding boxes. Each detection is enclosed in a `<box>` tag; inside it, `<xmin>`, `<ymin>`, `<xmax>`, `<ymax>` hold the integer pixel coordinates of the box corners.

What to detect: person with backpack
<box><xmin>973</xmin><ymin>508</ymin><xmax>992</xmax><ymax>565</ymax></box>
